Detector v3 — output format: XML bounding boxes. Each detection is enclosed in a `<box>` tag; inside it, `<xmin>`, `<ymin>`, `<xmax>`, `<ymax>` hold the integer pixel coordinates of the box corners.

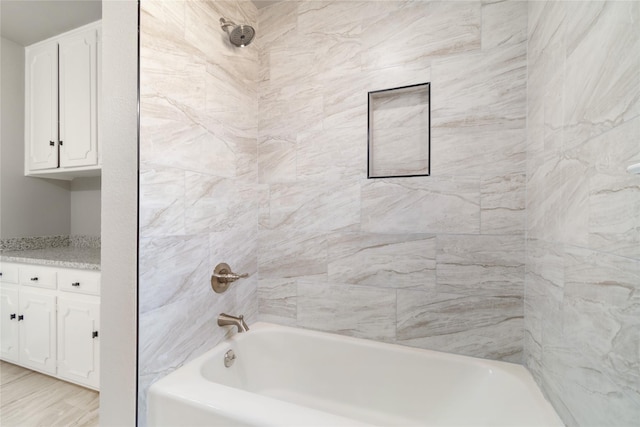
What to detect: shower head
<box><xmin>220</xmin><ymin>17</ymin><xmax>255</xmax><ymax>47</ymax></box>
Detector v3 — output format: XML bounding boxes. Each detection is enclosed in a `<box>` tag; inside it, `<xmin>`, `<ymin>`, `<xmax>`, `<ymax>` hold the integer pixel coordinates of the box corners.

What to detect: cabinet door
<box><xmin>57</xmin><ymin>297</ymin><xmax>100</xmax><ymax>389</ymax></box>
<box><xmin>25</xmin><ymin>42</ymin><xmax>59</xmax><ymax>171</ymax></box>
<box><xmin>19</xmin><ymin>289</ymin><xmax>56</xmax><ymax>374</ymax></box>
<box><xmin>58</xmin><ymin>28</ymin><xmax>98</xmax><ymax>168</ymax></box>
<box><xmin>0</xmin><ymin>285</ymin><xmax>20</xmax><ymax>363</ymax></box>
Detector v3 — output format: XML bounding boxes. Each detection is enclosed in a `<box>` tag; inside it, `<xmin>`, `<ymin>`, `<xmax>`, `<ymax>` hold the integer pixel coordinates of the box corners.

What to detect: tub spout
<box><xmin>217</xmin><ymin>313</ymin><xmax>249</xmax><ymax>333</ymax></box>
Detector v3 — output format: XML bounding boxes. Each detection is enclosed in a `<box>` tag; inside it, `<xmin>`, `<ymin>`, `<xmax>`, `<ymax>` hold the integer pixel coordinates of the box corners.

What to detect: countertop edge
<box><xmin>0</xmin><ymin>255</ymin><xmax>101</xmax><ymax>271</ymax></box>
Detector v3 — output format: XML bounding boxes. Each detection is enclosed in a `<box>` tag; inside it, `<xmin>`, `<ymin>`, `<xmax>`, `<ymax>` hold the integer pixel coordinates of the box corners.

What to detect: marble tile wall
<box><xmin>137</xmin><ymin>0</ymin><xmax>258</xmax><ymax>424</ymax></box>
<box><xmin>525</xmin><ymin>1</ymin><xmax>640</xmax><ymax>425</ymax></box>
<box><xmin>257</xmin><ymin>0</ymin><xmax>527</xmax><ymax>363</ymax></box>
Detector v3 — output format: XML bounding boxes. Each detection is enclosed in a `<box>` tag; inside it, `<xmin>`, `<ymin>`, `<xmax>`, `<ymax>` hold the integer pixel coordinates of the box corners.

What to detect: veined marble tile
<box><xmin>361</xmin><ymin>1</ymin><xmax>481</xmax><ymax>70</ymax></box>
<box><xmin>209</xmin><ymin>227</ymin><xmax>258</xmax><ymax>281</ymax></box>
<box><xmin>361</xmin><ymin>177</ymin><xmax>480</xmax><ymax>234</ymax></box>
<box><xmin>541</xmin><ymin>344</ymin><xmax>640</xmax><ymax>427</ymax></box>
<box><xmin>432</xmin><ymin>127</ymin><xmax>526</xmax><ymax>176</ymax></box>
<box><xmin>138</xmin><ymin>234</ymin><xmax>210</xmax><ymax>314</ymax></box>
<box><xmin>139</xmin><ymin>165</ymin><xmax>185</xmax><ymax>238</ymax></box>
<box><xmin>525</xmin><ymin>239</ymin><xmax>564</xmax><ymax>349</ymax></box>
<box><xmin>257</xmin><ymin>230</ymin><xmax>327</xmax><ymax>280</ymax></box>
<box><xmin>265</xmin><ymin>180</ymin><xmax>360</xmax><ymax>232</ymax></box>
<box><xmin>481</xmin><ymin>0</ymin><xmax>527</xmax><ymax>50</ymax></box>
<box><xmin>297</xmin><ymin>1</ymin><xmax>369</xmax><ymax>36</ymax></box>
<box><xmin>369</xmin><ymin>125</ymin><xmax>430</xmax><ymax>178</ymax></box>
<box><xmin>258</xmin><ymin>278</ymin><xmax>297</xmax><ymax>326</ymax></box>
<box><xmin>431</xmin><ymin>41</ymin><xmax>526</xmax><ymax>130</ymax></box>
<box><xmin>563</xmin><ymin>246</ymin><xmax>640</xmax><ymax>400</ymax></box>
<box><xmin>184</xmin><ymin>172</ymin><xmax>257</xmax><ymax>234</ymax></box>
<box><xmin>258</xmin><ymin>83</ymin><xmax>324</xmax><ymax>135</ymax></box>
<box><xmin>327</xmin><ymin>233</ymin><xmax>436</xmax><ymax>290</ymax></box>
<box><xmin>257</xmin><ymin>0</ymin><xmax>297</xmax><ymax>47</ymax></box>
<box><xmin>480</xmin><ymin>174</ymin><xmax>525</xmax><ymax>235</ymax></box>
<box><xmin>258</xmin><ymin>135</ymin><xmax>297</xmax><ymax>183</ymax></box>
<box><xmin>397</xmin><ymin>289</ymin><xmax>523</xmax><ymax>362</ymax></box>
<box><xmin>297</xmin><ymin>281</ymin><xmax>396</xmax><ymax>342</ymax></box>
<box><xmin>321</xmin><ymin>64</ymin><xmax>432</xmax><ymax>131</ymax></box>
<box><xmin>297</xmin><ymin>127</ymin><xmax>366</xmax><ymax>181</ymax></box>
<box><xmin>562</xmin><ymin>1</ymin><xmax>639</xmax><ymax>150</ymax></box>
<box><xmin>573</xmin><ymin>118</ymin><xmax>640</xmax><ymax>259</ymax></box>
<box><xmin>525</xmin><ymin>151</ymin><xmax>565</xmax><ymax>242</ymax></box>
<box><xmin>436</xmin><ymin>234</ymin><xmax>524</xmax><ymax>297</ymax></box>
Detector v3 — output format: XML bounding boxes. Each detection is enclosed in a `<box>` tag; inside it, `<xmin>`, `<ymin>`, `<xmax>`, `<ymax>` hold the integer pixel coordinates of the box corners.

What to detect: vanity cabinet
<box><xmin>25</xmin><ymin>21</ymin><xmax>101</xmax><ymax>180</ymax></box>
<box><xmin>0</xmin><ymin>262</ymin><xmax>100</xmax><ymax>390</ymax></box>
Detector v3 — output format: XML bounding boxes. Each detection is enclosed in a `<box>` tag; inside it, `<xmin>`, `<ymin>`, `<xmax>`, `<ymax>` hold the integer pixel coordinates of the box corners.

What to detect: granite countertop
<box><xmin>0</xmin><ymin>247</ymin><xmax>101</xmax><ymax>271</ymax></box>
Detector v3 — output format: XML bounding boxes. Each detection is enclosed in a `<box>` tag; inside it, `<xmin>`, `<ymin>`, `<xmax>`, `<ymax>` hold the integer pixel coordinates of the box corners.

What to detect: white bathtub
<box><xmin>148</xmin><ymin>322</ymin><xmax>563</xmax><ymax>426</ymax></box>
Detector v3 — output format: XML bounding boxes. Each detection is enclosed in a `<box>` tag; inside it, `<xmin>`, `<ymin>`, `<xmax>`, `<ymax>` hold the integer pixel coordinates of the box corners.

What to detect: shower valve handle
<box><xmin>211</xmin><ymin>263</ymin><xmax>249</xmax><ymax>293</ymax></box>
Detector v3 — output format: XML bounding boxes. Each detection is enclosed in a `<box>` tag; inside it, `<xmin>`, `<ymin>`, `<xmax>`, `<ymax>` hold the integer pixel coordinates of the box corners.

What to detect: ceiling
<box><xmin>1</xmin><ymin>0</ymin><xmax>102</xmax><ymax>46</ymax></box>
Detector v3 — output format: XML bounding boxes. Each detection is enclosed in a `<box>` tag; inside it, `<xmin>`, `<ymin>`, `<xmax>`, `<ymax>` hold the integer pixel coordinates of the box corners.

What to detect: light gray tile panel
<box><xmin>361</xmin><ymin>177</ymin><xmax>480</xmax><ymax>234</ymax></box>
<box><xmin>327</xmin><ymin>233</ymin><xmax>436</xmax><ymax>290</ymax></box>
<box><xmin>361</xmin><ymin>1</ymin><xmax>481</xmax><ymax>70</ymax></box>
<box><xmin>297</xmin><ymin>281</ymin><xmax>396</xmax><ymax>342</ymax></box>
<box><xmin>480</xmin><ymin>174</ymin><xmax>526</xmax><ymax>235</ymax></box>
<box><xmin>436</xmin><ymin>234</ymin><xmax>524</xmax><ymax>297</ymax></box>
<box><xmin>431</xmin><ymin>127</ymin><xmax>526</xmax><ymax>176</ymax></box>
<box><xmin>431</xmin><ymin>41</ymin><xmax>526</xmax><ymax>130</ymax></box>
<box><xmin>258</xmin><ymin>278</ymin><xmax>297</xmax><ymax>326</ymax></box>
<box><xmin>139</xmin><ymin>234</ymin><xmax>210</xmax><ymax>314</ymax></box>
<box><xmin>257</xmin><ymin>230</ymin><xmax>328</xmax><ymax>280</ymax></box>
<box><xmin>139</xmin><ymin>165</ymin><xmax>185</xmax><ymax>238</ymax></box>
<box><xmin>266</xmin><ymin>180</ymin><xmax>360</xmax><ymax>232</ymax></box>
<box><xmin>562</xmin><ymin>1</ymin><xmax>640</xmax><ymax>150</ymax></box>
<box><xmin>184</xmin><ymin>172</ymin><xmax>257</xmax><ymax>234</ymax></box>
<box><xmin>397</xmin><ymin>289</ymin><xmax>523</xmax><ymax>362</ymax></box>
<box><xmin>481</xmin><ymin>0</ymin><xmax>527</xmax><ymax>50</ymax></box>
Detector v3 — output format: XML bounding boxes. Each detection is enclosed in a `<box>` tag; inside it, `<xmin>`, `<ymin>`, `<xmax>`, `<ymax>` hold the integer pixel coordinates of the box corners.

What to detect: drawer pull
<box><xmin>30</xmin><ymin>277</ymin><xmax>38</xmax><ymax>281</ymax></box>
<box><xmin>72</xmin><ymin>282</ymin><xmax>81</xmax><ymax>287</ymax></box>
<box><xmin>10</xmin><ymin>313</ymin><xmax>16</xmax><ymax>320</ymax></box>
<box><xmin>92</xmin><ymin>331</ymin><xmax>99</xmax><ymax>339</ymax></box>
<box><xmin>18</xmin><ymin>315</ymin><xmax>24</xmax><ymax>321</ymax></box>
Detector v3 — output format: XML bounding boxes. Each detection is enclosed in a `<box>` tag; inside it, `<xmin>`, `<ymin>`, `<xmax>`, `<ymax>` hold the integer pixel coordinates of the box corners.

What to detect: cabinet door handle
<box><xmin>59</xmin><ymin>140</ymin><xmax>64</xmax><ymax>146</ymax></box>
<box><xmin>72</xmin><ymin>282</ymin><xmax>80</xmax><ymax>287</ymax></box>
<box><xmin>18</xmin><ymin>315</ymin><xmax>24</xmax><ymax>321</ymax></box>
<box><xmin>10</xmin><ymin>313</ymin><xmax>16</xmax><ymax>320</ymax></box>
<box><xmin>0</xmin><ymin>272</ymin><xmax>3</xmax><ymax>276</ymax></box>
<box><xmin>50</xmin><ymin>140</ymin><xmax>55</xmax><ymax>146</ymax></box>
<box><xmin>30</xmin><ymin>277</ymin><xmax>38</xmax><ymax>281</ymax></box>
<box><xmin>92</xmin><ymin>331</ymin><xmax>99</xmax><ymax>339</ymax></box>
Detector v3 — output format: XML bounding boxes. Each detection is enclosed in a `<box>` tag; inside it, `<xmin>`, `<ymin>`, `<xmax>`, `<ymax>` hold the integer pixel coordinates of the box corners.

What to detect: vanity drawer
<box><xmin>58</xmin><ymin>269</ymin><xmax>100</xmax><ymax>296</ymax></box>
<box><xmin>19</xmin><ymin>265</ymin><xmax>57</xmax><ymax>289</ymax></box>
<box><xmin>0</xmin><ymin>263</ymin><xmax>19</xmax><ymax>284</ymax></box>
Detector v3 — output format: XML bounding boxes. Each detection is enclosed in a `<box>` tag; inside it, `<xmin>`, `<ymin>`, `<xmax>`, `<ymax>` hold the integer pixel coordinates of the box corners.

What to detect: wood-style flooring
<box><xmin>0</xmin><ymin>361</ymin><xmax>99</xmax><ymax>427</ymax></box>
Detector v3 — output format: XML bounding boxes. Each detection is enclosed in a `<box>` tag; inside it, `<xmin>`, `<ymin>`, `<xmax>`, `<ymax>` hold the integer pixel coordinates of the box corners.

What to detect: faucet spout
<box><xmin>217</xmin><ymin>313</ymin><xmax>249</xmax><ymax>333</ymax></box>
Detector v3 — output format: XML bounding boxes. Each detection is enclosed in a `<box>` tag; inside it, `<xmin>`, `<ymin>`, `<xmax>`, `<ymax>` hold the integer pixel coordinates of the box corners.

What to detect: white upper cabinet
<box><xmin>59</xmin><ymin>28</ymin><xmax>99</xmax><ymax>169</ymax></box>
<box><xmin>25</xmin><ymin>42</ymin><xmax>59</xmax><ymax>171</ymax></box>
<box><xmin>24</xmin><ymin>21</ymin><xmax>101</xmax><ymax>180</ymax></box>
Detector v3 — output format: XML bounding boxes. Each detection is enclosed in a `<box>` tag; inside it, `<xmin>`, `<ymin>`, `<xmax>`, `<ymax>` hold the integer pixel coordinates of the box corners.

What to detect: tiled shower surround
<box><xmin>138</xmin><ymin>0</ymin><xmax>639</xmax><ymax>425</ymax></box>
<box><xmin>525</xmin><ymin>1</ymin><xmax>639</xmax><ymax>425</ymax></box>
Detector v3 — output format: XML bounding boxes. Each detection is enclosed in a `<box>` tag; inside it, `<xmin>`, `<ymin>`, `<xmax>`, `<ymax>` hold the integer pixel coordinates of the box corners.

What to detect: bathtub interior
<box><xmin>192</xmin><ymin>324</ymin><xmax>563</xmax><ymax>426</ymax></box>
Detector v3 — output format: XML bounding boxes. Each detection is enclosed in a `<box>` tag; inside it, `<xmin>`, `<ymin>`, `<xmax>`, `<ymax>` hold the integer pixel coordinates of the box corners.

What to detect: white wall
<box><xmin>0</xmin><ymin>36</ymin><xmax>71</xmax><ymax>239</ymax></box>
<box><xmin>99</xmin><ymin>1</ymin><xmax>138</xmax><ymax>425</ymax></box>
<box><xmin>70</xmin><ymin>176</ymin><xmax>101</xmax><ymax>236</ymax></box>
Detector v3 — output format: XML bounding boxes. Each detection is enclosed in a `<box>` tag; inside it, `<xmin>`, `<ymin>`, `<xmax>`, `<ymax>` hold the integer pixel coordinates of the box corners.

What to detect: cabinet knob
<box><xmin>50</xmin><ymin>140</ymin><xmax>55</xmax><ymax>146</ymax></box>
<box><xmin>59</xmin><ymin>140</ymin><xmax>64</xmax><ymax>146</ymax></box>
<box><xmin>18</xmin><ymin>315</ymin><xmax>24</xmax><ymax>321</ymax></box>
<box><xmin>71</xmin><ymin>282</ymin><xmax>80</xmax><ymax>287</ymax></box>
<box><xmin>0</xmin><ymin>272</ymin><xmax>3</xmax><ymax>276</ymax></box>
<box><xmin>30</xmin><ymin>277</ymin><xmax>38</xmax><ymax>281</ymax></box>
<box><xmin>92</xmin><ymin>331</ymin><xmax>99</xmax><ymax>339</ymax></box>
<box><xmin>10</xmin><ymin>313</ymin><xmax>16</xmax><ymax>320</ymax></box>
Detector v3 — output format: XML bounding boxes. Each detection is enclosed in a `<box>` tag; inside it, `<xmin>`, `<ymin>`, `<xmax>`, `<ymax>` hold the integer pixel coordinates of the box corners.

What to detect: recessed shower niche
<box><xmin>368</xmin><ymin>83</ymin><xmax>430</xmax><ymax>178</ymax></box>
